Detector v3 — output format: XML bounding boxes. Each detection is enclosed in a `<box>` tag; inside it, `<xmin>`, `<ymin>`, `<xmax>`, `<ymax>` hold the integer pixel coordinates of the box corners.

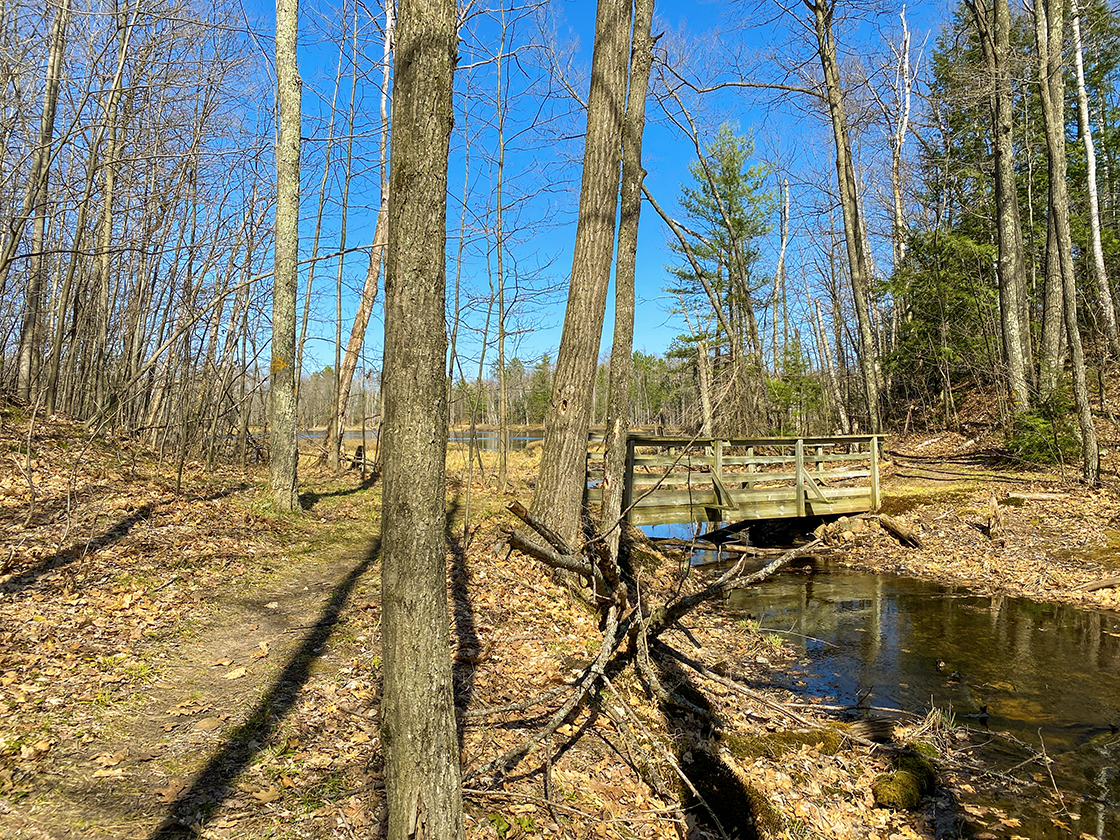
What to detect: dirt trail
<box><xmin>2</xmin><ymin>510</ymin><xmax>381</xmax><ymax>840</ymax></box>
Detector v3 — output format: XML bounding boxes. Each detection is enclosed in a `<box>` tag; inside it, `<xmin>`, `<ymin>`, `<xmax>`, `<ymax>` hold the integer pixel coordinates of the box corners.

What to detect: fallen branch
<box><xmin>642</xmin><ymin>540</ymin><xmax>821</xmax><ymax>641</ymax></box>
<box><xmin>656</xmin><ymin>645</ymin><xmax>816</xmax><ymax>728</ymax></box>
<box><xmin>500</xmin><ymin>525</ymin><xmax>607</xmax><ymax>593</ymax></box>
<box><xmin>467</xmin><ymin>602</ymin><xmax>625</xmax><ymax>781</ymax></box>
<box><xmin>879</xmin><ymin>514</ymin><xmax>923</xmax><ymax>549</ymax></box>
<box><xmin>1076</xmin><ymin>575</ymin><xmax>1120</xmax><ymax>592</ymax></box>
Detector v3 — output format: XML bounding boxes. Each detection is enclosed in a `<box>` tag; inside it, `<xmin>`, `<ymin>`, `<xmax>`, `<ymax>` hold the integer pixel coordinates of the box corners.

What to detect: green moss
<box><xmin>910</xmin><ymin>741</ymin><xmax>940</xmax><ymax>759</ymax></box>
<box><xmin>723</xmin><ymin>727</ymin><xmax>843</xmax><ymax>760</ymax></box>
<box><xmin>877</xmin><ymin>489</ymin><xmax>970</xmax><ymax>517</ymax></box>
<box><xmin>872</xmin><ymin>770</ymin><xmax>923</xmax><ymax>810</ymax></box>
<box><xmin>872</xmin><ymin>751</ymin><xmax>936</xmax><ymax>810</ymax></box>
<box><xmin>892</xmin><ymin>752</ymin><xmax>936</xmax><ymax>794</ymax></box>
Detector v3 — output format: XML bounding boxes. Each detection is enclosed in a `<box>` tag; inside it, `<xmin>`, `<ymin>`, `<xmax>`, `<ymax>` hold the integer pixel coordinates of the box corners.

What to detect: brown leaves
<box><xmin>155</xmin><ymin>777</ymin><xmax>187</xmax><ymax>803</ymax></box>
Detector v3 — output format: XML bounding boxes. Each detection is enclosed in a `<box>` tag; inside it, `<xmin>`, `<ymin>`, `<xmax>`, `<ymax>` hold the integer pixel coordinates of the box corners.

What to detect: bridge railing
<box><xmin>586</xmin><ymin>434</ymin><xmax>881</xmax><ymax>527</ymax></box>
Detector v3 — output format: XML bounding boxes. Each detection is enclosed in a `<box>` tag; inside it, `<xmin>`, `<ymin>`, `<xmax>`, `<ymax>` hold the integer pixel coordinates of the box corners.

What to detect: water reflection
<box><xmin>297</xmin><ymin>429</ymin><xmax>543</xmax><ymax>452</ymax></box>
<box><xmin>728</xmin><ymin>566</ymin><xmax>1120</xmax><ymax>838</ymax></box>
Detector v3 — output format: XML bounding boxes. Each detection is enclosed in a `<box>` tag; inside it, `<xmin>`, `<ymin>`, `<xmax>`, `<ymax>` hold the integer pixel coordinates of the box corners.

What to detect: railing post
<box><xmin>870</xmin><ymin>435</ymin><xmax>880</xmax><ymax>510</ymax></box>
<box><xmin>622</xmin><ymin>434</ymin><xmax>635</xmax><ymax>521</ymax></box>
<box><xmin>746</xmin><ymin>446</ymin><xmax>755</xmax><ymax>489</ymax></box>
<box><xmin>714</xmin><ymin>438</ymin><xmax>723</xmax><ymax>486</ymax></box>
<box><xmin>795</xmin><ymin>437</ymin><xmax>805</xmax><ymax>518</ymax></box>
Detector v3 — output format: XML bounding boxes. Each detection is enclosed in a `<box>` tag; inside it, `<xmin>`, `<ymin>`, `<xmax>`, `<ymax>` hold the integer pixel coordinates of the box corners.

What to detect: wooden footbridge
<box><xmin>586</xmin><ymin>435</ymin><xmax>881</xmax><ymax>527</ymax></box>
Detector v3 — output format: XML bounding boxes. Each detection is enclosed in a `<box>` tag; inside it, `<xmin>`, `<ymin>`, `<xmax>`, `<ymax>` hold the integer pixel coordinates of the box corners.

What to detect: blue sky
<box><xmin>290</xmin><ymin>0</ymin><xmax>951</xmax><ymax>377</ymax></box>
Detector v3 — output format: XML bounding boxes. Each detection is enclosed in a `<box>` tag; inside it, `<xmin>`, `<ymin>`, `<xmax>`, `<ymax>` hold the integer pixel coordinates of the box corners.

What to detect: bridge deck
<box><xmin>587</xmin><ymin>435</ymin><xmax>881</xmax><ymax>527</ymax></box>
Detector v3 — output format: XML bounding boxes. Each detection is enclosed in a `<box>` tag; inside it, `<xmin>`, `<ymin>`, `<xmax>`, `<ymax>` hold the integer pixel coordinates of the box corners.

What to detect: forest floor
<box><xmin>1</xmin><ymin>401</ymin><xmax>1118</xmax><ymax>840</ymax></box>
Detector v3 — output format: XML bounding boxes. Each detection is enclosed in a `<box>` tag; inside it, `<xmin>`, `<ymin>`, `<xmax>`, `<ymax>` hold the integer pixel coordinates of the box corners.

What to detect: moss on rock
<box><xmin>910</xmin><ymin>741</ymin><xmax>939</xmax><ymax>759</ymax></box>
<box><xmin>872</xmin><ymin>750</ymin><xmax>937</xmax><ymax>810</ymax></box>
<box><xmin>872</xmin><ymin>770</ymin><xmax>924</xmax><ymax>810</ymax></box>
<box><xmin>893</xmin><ymin>751</ymin><xmax>936</xmax><ymax>794</ymax></box>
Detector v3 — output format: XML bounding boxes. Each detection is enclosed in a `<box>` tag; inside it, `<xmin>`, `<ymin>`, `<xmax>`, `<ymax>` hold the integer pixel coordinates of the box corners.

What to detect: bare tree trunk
<box><xmin>495</xmin><ymin>3</ymin><xmax>510</xmax><ymax>493</ymax></box>
<box><xmin>15</xmin><ymin>0</ymin><xmax>69</xmax><ymax>401</ymax></box>
<box><xmin>380</xmin><ymin>0</ymin><xmax>464</xmax><ymax>836</ymax></box>
<box><xmin>813</xmin><ymin>297</ymin><xmax>850</xmax><ymax>434</ymax></box>
<box><xmin>329</xmin><ymin>214</ymin><xmax>386</xmax><ymax>469</ymax></box>
<box><xmin>270</xmin><ymin>0</ymin><xmax>301</xmax><ymax>512</ymax></box>
<box><xmin>324</xmin><ymin>1</ymin><xmax>363</xmax><ymax>469</ymax></box>
<box><xmin>1035</xmin><ymin>0</ymin><xmax>1099</xmax><ymax>484</ymax></box>
<box><xmin>967</xmin><ymin>0</ymin><xmax>1032</xmax><ymax>414</ymax></box>
<box><xmin>1071</xmin><ymin>0</ymin><xmax>1120</xmax><ymax>362</ymax></box>
<box><xmin>1038</xmin><ymin>211</ymin><xmax>1064</xmax><ymax>398</ymax></box>
<box><xmin>810</xmin><ymin>0</ymin><xmax>882</xmax><ymax>433</ymax></box>
<box><xmin>601</xmin><ymin>0</ymin><xmax>655</xmax><ymax>559</ymax></box>
<box><xmin>532</xmin><ymin>0</ymin><xmax>631</xmax><ymax>546</ymax></box>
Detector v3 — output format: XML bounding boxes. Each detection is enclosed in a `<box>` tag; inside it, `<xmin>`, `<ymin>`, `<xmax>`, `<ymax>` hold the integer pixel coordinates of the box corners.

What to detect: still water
<box><xmin>298</xmin><ymin>429</ymin><xmax>543</xmax><ymax>452</ymax></box>
<box><xmin>728</xmin><ymin>565</ymin><xmax>1120</xmax><ymax>838</ymax></box>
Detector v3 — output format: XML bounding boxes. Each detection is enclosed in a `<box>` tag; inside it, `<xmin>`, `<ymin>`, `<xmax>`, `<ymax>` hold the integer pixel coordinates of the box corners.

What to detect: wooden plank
<box><xmin>629</xmin><ymin>484</ymin><xmax>870</xmax><ymax>509</ymax></box>
<box><xmin>870</xmin><ymin>435</ymin><xmax>880</xmax><ymax>510</ymax></box>
<box><xmin>627</xmin><ymin>494</ymin><xmax>873</xmax><ymax>526</ymax></box>
<box><xmin>795</xmin><ymin>438</ymin><xmax>806</xmax><ymax>517</ymax></box>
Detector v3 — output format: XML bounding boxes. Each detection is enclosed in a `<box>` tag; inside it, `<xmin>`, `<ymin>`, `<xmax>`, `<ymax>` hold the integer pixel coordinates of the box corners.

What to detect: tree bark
<box><xmin>380</xmin><ymin>0</ymin><xmax>464</xmax><ymax>836</ymax></box>
<box><xmin>532</xmin><ymin>0</ymin><xmax>631</xmax><ymax>547</ymax></box>
<box><xmin>270</xmin><ymin>0</ymin><xmax>301</xmax><ymax>512</ymax></box>
<box><xmin>329</xmin><ymin>214</ymin><xmax>387</xmax><ymax>469</ymax></box>
<box><xmin>600</xmin><ymin>0</ymin><xmax>655</xmax><ymax>559</ymax></box>
<box><xmin>809</xmin><ymin>0</ymin><xmax>882</xmax><ymax>434</ymax></box>
<box><xmin>15</xmin><ymin>0</ymin><xmax>69</xmax><ymax>401</ymax></box>
<box><xmin>1035</xmin><ymin>0</ymin><xmax>1099</xmax><ymax>484</ymax></box>
<box><xmin>967</xmin><ymin>0</ymin><xmax>1032</xmax><ymax>414</ymax></box>
<box><xmin>1070</xmin><ymin>0</ymin><xmax>1120</xmax><ymax>362</ymax></box>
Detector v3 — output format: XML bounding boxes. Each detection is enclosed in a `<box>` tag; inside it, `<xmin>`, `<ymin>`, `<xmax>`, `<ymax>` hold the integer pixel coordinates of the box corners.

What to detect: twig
<box><xmin>467</xmin><ymin>603</ymin><xmax>625</xmax><ymax>781</ymax></box>
<box><xmin>601</xmin><ymin>674</ymin><xmax>728</xmax><ymax>840</ymax></box>
<box><xmin>462</xmin><ymin>685</ymin><xmax>572</xmax><ymax>719</ymax></box>
<box><xmin>656</xmin><ymin>645</ymin><xmax>817</xmax><ymax>728</ymax></box>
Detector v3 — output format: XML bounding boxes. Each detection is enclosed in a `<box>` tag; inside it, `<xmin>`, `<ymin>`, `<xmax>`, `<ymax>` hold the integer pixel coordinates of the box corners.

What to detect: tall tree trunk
<box><xmin>324</xmin><ymin>1</ymin><xmax>364</xmax><ymax>468</ymax></box>
<box><xmin>601</xmin><ymin>0</ymin><xmax>655</xmax><ymax>559</ymax></box>
<box><xmin>495</xmin><ymin>3</ymin><xmax>510</xmax><ymax>493</ymax></box>
<box><xmin>379</xmin><ymin>0</ymin><xmax>464</xmax><ymax>836</ymax></box>
<box><xmin>1038</xmin><ymin>211</ymin><xmax>1064</xmax><ymax>397</ymax></box>
<box><xmin>1071</xmin><ymin>0</ymin><xmax>1120</xmax><ymax>362</ymax></box>
<box><xmin>1035</xmin><ymin>0</ymin><xmax>1099</xmax><ymax>483</ymax></box>
<box><xmin>810</xmin><ymin>0</ymin><xmax>882</xmax><ymax>434</ymax></box>
<box><xmin>329</xmin><ymin>213</ymin><xmax>387</xmax><ymax>469</ymax></box>
<box><xmin>270</xmin><ymin>0</ymin><xmax>301</xmax><ymax>512</ymax></box>
<box><xmin>532</xmin><ymin>0</ymin><xmax>632</xmax><ymax>546</ymax></box>
<box><xmin>16</xmin><ymin>0</ymin><xmax>70</xmax><ymax>401</ymax></box>
<box><xmin>967</xmin><ymin>0</ymin><xmax>1032</xmax><ymax>414</ymax></box>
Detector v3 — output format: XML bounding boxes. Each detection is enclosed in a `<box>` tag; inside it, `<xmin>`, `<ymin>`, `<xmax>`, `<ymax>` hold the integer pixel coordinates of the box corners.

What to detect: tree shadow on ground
<box><xmin>298</xmin><ymin>474</ymin><xmax>378</xmax><ymax>511</ymax></box>
<box><xmin>651</xmin><ymin>648</ymin><xmax>774</xmax><ymax>840</ymax></box>
<box><xmin>446</xmin><ymin>498</ymin><xmax>479</xmax><ymax>747</ymax></box>
<box><xmin>148</xmin><ymin>539</ymin><xmax>379</xmax><ymax>839</ymax></box>
<box><xmin>4</xmin><ymin>484</ymin><xmax>252</xmax><ymax>597</ymax></box>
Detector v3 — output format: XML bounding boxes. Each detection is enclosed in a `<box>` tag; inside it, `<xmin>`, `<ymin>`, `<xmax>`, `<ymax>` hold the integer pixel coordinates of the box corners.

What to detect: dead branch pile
<box><xmin>476</xmin><ymin>501</ymin><xmax>823</xmax><ymax>836</ymax></box>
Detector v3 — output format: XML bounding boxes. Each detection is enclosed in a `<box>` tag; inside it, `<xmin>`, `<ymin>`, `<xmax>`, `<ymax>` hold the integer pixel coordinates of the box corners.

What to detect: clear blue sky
<box><xmin>290</xmin><ymin>0</ymin><xmax>950</xmax><ymax>377</ymax></box>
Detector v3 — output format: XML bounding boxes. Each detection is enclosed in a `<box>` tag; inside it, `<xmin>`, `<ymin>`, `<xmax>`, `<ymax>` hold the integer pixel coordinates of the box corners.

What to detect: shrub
<box><xmin>1005</xmin><ymin>391</ymin><xmax>1080</xmax><ymax>466</ymax></box>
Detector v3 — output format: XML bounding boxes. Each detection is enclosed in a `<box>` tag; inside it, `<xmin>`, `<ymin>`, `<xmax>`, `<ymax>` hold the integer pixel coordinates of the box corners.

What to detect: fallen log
<box><xmin>1006</xmin><ymin>491</ymin><xmax>1069</xmax><ymax>502</ymax></box>
<box><xmin>879</xmin><ymin>514</ymin><xmax>923</xmax><ymax>549</ymax></box>
<box><xmin>1076</xmin><ymin>575</ymin><xmax>1120</xmax><ymax>592</ymax></box>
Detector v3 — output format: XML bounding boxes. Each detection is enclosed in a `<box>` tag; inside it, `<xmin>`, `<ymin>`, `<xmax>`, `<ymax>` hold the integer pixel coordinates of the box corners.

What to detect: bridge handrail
<box><xmin>586</xmin><ymin>433</ymin><xmax>882</xmax><ymax>524</ymax></box>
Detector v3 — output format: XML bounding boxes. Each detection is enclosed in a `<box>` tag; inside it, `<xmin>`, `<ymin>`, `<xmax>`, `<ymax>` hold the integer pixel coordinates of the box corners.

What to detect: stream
<box><xmin>726</xmin><ymin>562</ymin><xmax>1120</xmax><ymax>838</ymax></box>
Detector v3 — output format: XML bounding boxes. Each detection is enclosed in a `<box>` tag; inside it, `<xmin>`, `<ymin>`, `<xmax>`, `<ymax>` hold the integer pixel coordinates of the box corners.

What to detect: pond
<box><xmin>297</xmin><ymin>429</ymin><xmax>544</xmax><ymax>452</ymax></box>
<box><xmin>727</xmin><ymin>563</ymin><xmax>1120</xmax><ymax>838</ymax></box>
